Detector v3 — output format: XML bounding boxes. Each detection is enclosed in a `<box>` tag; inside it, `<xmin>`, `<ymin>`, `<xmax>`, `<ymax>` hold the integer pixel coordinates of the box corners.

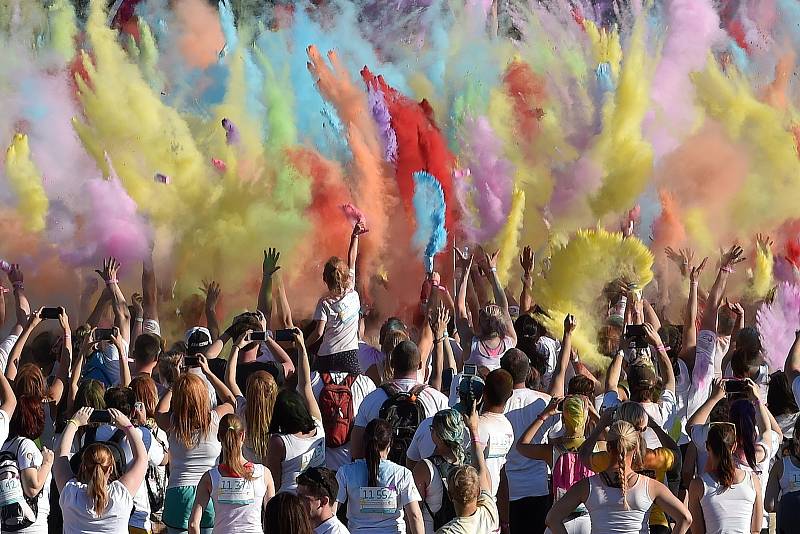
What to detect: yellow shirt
<box><xmin>589</xmin><ymin>447</ymin><xmax>675</xmax><ymax>526</ymax></box>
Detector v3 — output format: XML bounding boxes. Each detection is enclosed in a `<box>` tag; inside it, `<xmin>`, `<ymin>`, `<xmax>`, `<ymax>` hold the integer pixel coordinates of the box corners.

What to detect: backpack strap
<box><xmin>409</xmin><ymin>384</ymin><xmax>427</xmax><ymax>404</ymax></box>
<box><xmin>344</xmin><ymin>374</ymin><xmax>358</xmax><ymax>387</ymax></box>
<box><xmin>320</xmin><ymin>372</ymin><xmax>333</xmax><ymax>386</ymax></box>
<box><xmin>380</xmin><ymin>382</ymin><xmax>401</xmax><ymax>397</ymax></box>
<box><xmin>84</xmin><ymin>426</ymin><xmax>99</xmax><ymax>446</ymax></box>
<box><xmin>109</xmin><ymin>429</ymin><xmax>126</xmax><ymax>445</ymax></box>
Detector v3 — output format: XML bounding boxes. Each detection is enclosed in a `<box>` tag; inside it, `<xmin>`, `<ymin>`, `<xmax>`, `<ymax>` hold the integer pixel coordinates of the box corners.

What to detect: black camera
<box><xmin>458</xmin><ymin>374</ymin><xmax>485</xmax><ymax>416</ymax></box>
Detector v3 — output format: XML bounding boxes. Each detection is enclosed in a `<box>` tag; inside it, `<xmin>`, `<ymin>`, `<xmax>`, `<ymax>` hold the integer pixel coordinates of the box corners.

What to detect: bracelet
<box><xmin>11</xmin><ymin>282</ymin><xmax>23</xmax><ymax>290</ymax></box>
<box><xmin>490</xmin><ymin>267</ymin><xmax>497</xmax><ymax>273</ymax></box>
<box><xmin>434</xmin><ymin>336</ymin><xmax>446</xmax><ymax>344</ymax></box>
<box><xmin>105</xmin><ymin>279</ymin><xmax>118</xmax><ymax>285</ymax></box>
<box><xmin>471</xmin><ymin>438</ymin><xmax>485</xmax><ymax>446</ymax></box>
<box><xmin>656</xmin><ymin>344</ymin><xmax>667</xmax><ymax>352</ymax></box>
<box><xmin>135</xmin><ymin>317</ymin><xmax>144</xmax><ymax>323</ymax></box>
<box><xmin>66</xmin><ymin>419</ymin><xmax>79</xmax><ymax>429</ymax></box>
<box><xmin>721</xmin><ymin>266</ymin><xmax>734</xmax><ymax>274</ymax></box>
<box><xmin>123</xmin><ymin>424</ymin><xmax>134</xmax><ymax>430</ymax></box>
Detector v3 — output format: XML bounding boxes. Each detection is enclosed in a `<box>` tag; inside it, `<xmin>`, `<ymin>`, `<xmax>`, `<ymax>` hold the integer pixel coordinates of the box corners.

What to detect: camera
<box><xmin>458</xmin><ymin>374</ymin><xmax>485</xmax><ymax>416</ymax></box>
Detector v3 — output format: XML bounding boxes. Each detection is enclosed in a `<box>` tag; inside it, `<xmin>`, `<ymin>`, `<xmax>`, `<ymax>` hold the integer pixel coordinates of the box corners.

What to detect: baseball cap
<box><xmin>186</xmin><ymin>327</ymin><xmax>212</xmax><ymax>353</ymax></box>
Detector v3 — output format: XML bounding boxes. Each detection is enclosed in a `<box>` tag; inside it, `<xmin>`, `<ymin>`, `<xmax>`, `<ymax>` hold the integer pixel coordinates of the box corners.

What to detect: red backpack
<box><xmin>319</xmin><ymin>373</ymin><xmax>358</xmax><ymax>448</ymax></box>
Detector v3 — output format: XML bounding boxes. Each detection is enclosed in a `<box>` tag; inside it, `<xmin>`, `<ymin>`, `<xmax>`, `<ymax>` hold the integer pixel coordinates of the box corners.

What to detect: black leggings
<box><xmin>509</xmin><ymin>494</ymin><xmax>551</xmax><ymax>534</ymax></box>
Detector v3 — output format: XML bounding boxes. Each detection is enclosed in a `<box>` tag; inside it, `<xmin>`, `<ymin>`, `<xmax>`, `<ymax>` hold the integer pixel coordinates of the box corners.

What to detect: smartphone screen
<box><xmin>273</xmin><ymin>329</ymin><xmax>294</xmax><ymax>343</ymax></box>
<box><xmin>184</xmin><ymin>356</ymin><xmax>201</xmax><ymax>367</ymax></box>
<box><xmin>248</xmin><ymin>331</ymin><xmax>269</xmax><ymax>342</ymax></box>
<box><xmin>463</xmin><ymin>364</ymin><xmax>477</xmax><ymax>376</ymax></box>
<box><xmin>41</xmin><ymin>307</ymin><xmax>61</xmax><ymax>320</ymax></box>
<box><xmin>724</xmin><ymin>379</ymin><xmax>748</xmax><ymax>394</ymax></box>
<box><xmin>94</xmin><ymin>328</ymin><xmax>114</xmax><ymax>341</ymax></box>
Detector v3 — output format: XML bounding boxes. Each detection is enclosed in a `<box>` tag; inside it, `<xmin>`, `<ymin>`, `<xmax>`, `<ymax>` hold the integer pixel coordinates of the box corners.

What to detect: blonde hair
<box><xmin>77</xmin><ymin>443</ymin><xmax>115</xmax><ymax>517</ymax></box>
<box><xmin>613</xmin><ymin>401</ymin><xmax>647</xmax><ymax>470</ymax></box>
<box><xmin>606</xmin><ymin>420</ymin><xmax>640</xmax><ymax>510</ymax></box>
<box><xmin>380</xmin><ymin>330</ymin><xmax>408</xmax><ymax>382</ymax></box>
<box><xmin>244</xmin><ymin>371</ymin><xmax>277</xmax><ymax>463</ymax></box>
<box><xmin>323</xmin><ymin>257</ymin><xmax>350</xmax><ymax>295</ymax></box>
<box><xmin>219</xmin><ymin>414</ymin><xmax>252</xmax><ymax>480</ymax></box>
<box><xmin>447</xmin><ymin>465</ymin><xmax>480</xmax><ymax>508</ymax></box>
<box><xmin>171</xmin><ymin>373</ymin><xmax>211</xmax><ymax>448</ymax></box>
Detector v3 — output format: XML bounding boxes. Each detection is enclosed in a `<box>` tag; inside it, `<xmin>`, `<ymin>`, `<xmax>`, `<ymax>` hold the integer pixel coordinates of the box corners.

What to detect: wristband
<box><xmin>124</xmin><ymin>424</ymin><xmax>134</xmax><ymax>430</ymax></box>
<box><xmin>721</xmin><ymin>266</ymin><xmax>734</xmax><ymax>274</ymax></box>
<box><xmin>105</xmin><ymin>278</ymin><xmax>118</xmax><ymax>285</ymax></box>
<box><xmin>11</xmin><ymin>282</ymin><xmax>23</xmax><ymax>290</ymax></box>
<box><xmin>66</xmin><ymin>419</ymin><xmax>79</xmax><ymax>429</ymax></box>
<box><xmin>135</xmin><ymin>317</ymin><xmax>144</xmax><ymax>323</ymax></box>
<box><xmin>490</xmin><ymin>267</ymin><xmax>497</xmax><ymax>273</ymax></box>
<box><xmin>471</xmin><ymin>438</ymin><xmax>485</xmax><ymax>446</ymax></box>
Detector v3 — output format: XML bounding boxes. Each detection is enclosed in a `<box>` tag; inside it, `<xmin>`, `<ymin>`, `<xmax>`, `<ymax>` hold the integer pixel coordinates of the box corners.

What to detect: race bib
<box><xmin>486</xmin><ymin>433</ymin><xmax>513</xmax><ymax>459</ymax></box>
<box><xmin>0</xmin><ymin>477</ymin><xmax>22</xmax><ymax>507</ymax></box>
<box><xmin>218</xmin><ymin>477</ymin><xmax>254</xmax><ymax>505</ymax></box>
<box><xmin>359</xmin><ymin>486</ymin><xmax>397</xmax><ymax>514</ymax></box>
<box><xmin>300</xmin><ymin>440</ymin><xmax>325</xmax><ymax>472</ymax></box>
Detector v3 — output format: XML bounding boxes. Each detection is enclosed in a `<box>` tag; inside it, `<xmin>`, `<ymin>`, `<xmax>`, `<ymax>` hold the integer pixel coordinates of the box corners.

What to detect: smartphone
<box><xmin>94</xmin><ymin>328</ymin><xmax>114</xmax><ymax>341</ymax></box>
<box><xmin>184</xmin><ymin>355</ymin><xmax>201</xmax><ymax>367</ymax></box>
<box><xmin>463</xmin><ymin>363</ymin><xmax>478</xmax><ymax>377</ymax></box>
<box><xmin>724</xmin><ymin>379</ymin><xmax>748</xmax><ymax>394</ymax></box>
<box><xmin>624</xmin><ymin>324</ymin><xmax>649</xmax><ymax>349</ymax></box>
<box><xmin>248</xmin><ymin>331</ymin><xmax>269</xmax><ymax>342</ymax></box>
<box><xmin>41</xmin><ymin>307</ymin><xmax>61</xmax><ymax>320</ymax></box>
<box><xmin>273</xmin><ymin>329</ymin><xmax>295</xmax><ymax>343</ymax></box>
<box><xmin>89</xmin><ymin>410</ymin><xmax>112</xmax><ymax>424</ymax></box>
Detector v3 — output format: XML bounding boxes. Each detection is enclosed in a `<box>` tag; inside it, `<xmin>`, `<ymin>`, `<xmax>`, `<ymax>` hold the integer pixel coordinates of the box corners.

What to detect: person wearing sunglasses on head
<box><xmin>297</xmin><ymin>466</ymin><xmax>349</xmax><ymax>534</ymax></box>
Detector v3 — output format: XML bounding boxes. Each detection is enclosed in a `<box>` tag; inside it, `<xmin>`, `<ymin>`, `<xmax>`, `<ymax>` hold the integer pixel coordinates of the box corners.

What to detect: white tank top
<box><xmin>780</xmin><ymin>456</ymin><xmax>800</xmax><ymax>494</ymax></box>
<box><xmin>277</xmin><ymin>418</ymin><xmax>325</xmax><ymax>493</ymax></box>
<box><xmin>585</xmin><ymin>473</ymin><xmax>653</xmax><ymax>534</ymax></box>
<box><xmin>421</xmin><ymin>459</ymin><xmax>446</xmax><ymax>534</ymax></box>
<box><xmin>209</xmin><ymin>464</ymin><xmax>268</xmax><ymax>534</ymax></box>
<box><xmin>699</xmin><ymin>471</ymin><xmax>756</xmax><ymax>534</ymax></box>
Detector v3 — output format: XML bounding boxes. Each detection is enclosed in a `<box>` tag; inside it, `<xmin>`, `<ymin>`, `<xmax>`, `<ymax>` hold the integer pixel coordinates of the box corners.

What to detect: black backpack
<box><xmin>0</xmin><ymin>437</ymin><xmax>39</xmax><ymax>531</ymax></box>
<box><xmin>70</xmin><ymin>427</ymin><xmax>128</xmax><ymax>478</ymax></box>
<box><xmin>144</xmin><ymin>425</ymin><xmax>167</xmax><ymax>516</ymax></box>
<box><xmin>420</xmin><ymin>456</ymin><xmax>457</xmax><ymax>530</ymax></box>
<box><xmin>378</xmin><ymin>383</ymin><xmax>427</xmax><ymax>466</ymax></box>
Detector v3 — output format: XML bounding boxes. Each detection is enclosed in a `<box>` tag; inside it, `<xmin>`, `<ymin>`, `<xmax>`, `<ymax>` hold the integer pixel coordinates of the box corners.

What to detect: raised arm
<box><xmin>646</xmin><ymin>323</ymin><xmax>675</xmax><ymax>394</ymax></box>
<box><xmin>464</xmin><ymin>402</ymin><xmax>491</xmax><ymax>493</ymax></box>
<box><xmin>680</xmin><ymin>257</ymin><xmax>707</xmax><ymax>370</ymax></box>
<box><xmin>130</xmin><ymin>293</ymin><xmax>143</xmax><ymax>345</ymax></box>
<box><xmin>96</xmin><ymin>257</ymin><xmax>130</xmax><ymax>344</ymax></box>
<box><xmin>258</xmin><ymin>248</ymin><xmax>280</xmax><ymax>326</ymax></box>
<box><xmin>54</xmin><ymin>407</ymin><xmax>88</xmax><ymax>490</ymax></box>
<box><xmin>66</xmin><ymin>331</ymin><xmax>93</xmax><ymax>414</ymax></box>
<box><xmin>517</xmin><ymin>397</ymin><xmax>561</xmax><ymax>463</ymax></box>
<box><xmin>225</xmin><ymin>332</ymin><xmax>247</xmax><ymax>398</ymax></box>
<box><xmin>50</xmin><ymin>308</ymin><xmax>73</xmax><ymax>404</ymax></box>
<box><xmin>785</xmin><ymin>330</ymin><xmax>800</xmax><ymax>385</ymax></box>
<box><xmin>579</xmin><ymin>406</ymin><xmax>615</xmax><ymax>467</ymax></box>
<box><xmin>687</xmin><ymin>378</ymin><xmax>724</xmax><ymax>430</ymax></box>
<box><xmin>719</xmin><ymin>301</ymin><xmax>745</xmax><ymax>374</ymax></box>
<box><xmin>111</xmin><ymin>327</ymin><xmax>131</xmax><ymax>387</ymax></box>
<box><xmin>6</xmin><ymin>308</ymin><xmax>42</xmax><ymax>382</ymax></box>
<box><xmin>112</xmin><ymin>408</ymin><xmax>148</xmax><ymax>495</ymax></box>
<box><xmin>428</xmin><ymin>303</ymin><xmax>450</xmax><ymax>392</ymax></box>
<box><xmin>7</xmin><ymin>265</ymin><xmax>29</xmax><ymax>337</ymax></box>
<box><xmin>700</xmin><ymin>245</ymin><xmax>745</xmax><ymax>333</ymax></box>
<box><xmin>142</xmin><ymin>254</ymin><xmax>159</xmax><ymax>325</ymax></box>
<box><xmin>747</xmin><ymin>378</ymin><xmax>781</xmax><ymax>450</ymax></box>
<box><xmin>264</xmin><ymin>336</ymin><xmax>295</xmax><ymax>377</ymax></box>
<box><xmin>201</xmin><ymin>281</ymin><xmax>221</xmax><ymax>341</ymax></box>
<box><xmin>197</xmin><ymin>355</ymin><xmax>236</xmax><ymax>415</ymax></box>
<box><xmin>518</xmin><ymin>246</ymin><xmax>535</xmax><ymax>314</ymax></box>
<box><xmin>348</xmin><ymin>222</ymin><xmax>366</xmax><ymax>273</ymax></box>
<box><xmin>454</xmin><ymin>248</ymin><xmax>475</xmax><ymax>358</ymax></box>
<box><xmin>548</xmin><ymin>314</ymin><xmax>576</xmax><ymax>398</ymax></box>
<box><xmin>294</xmin><ymin>328</ymin><xmax>321</xmax><ymax>421</ymax></box>
<box><xmin>484</xmin><ymin>250</ymin><xmax>515</xmax><ymax>344</ymax></box>
<box><xmin>604</xmin><ymin>349</ymin><xmax>624</xmax><ymax>395</ymax></box>
<box><xmin>274</xmin><ymin>274</ymin><xmax>294</xmax><ymax>329</ymax></box>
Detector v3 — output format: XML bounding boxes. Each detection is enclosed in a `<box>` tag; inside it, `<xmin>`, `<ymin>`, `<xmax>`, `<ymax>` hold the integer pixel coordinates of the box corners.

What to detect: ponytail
<box><xmin>707</xmin><ymin>423</ymin><xmax>737</xmax><ymax>488</ymax></box>
<box><xmin>77</xmin><ymin>444</ymin><xmax>114</xmax><ymax>517</ymax></box>
<box><xmin>606</xmin><ymin>420</ymin><xmax>639</xmax><ymax>511</ymax></box>
<box><xmin>219</xmin><ymin>414</ymin><xmax>252</xmax><ymax>480</ymax></box>
<box><xmin>364</xmin><ymin>419</ymin><xmax>392</xmax><ymax>487</ymax></box>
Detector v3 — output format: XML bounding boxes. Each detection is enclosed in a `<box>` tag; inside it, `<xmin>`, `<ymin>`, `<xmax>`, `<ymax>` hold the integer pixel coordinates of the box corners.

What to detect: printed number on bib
<box><xmin>218</xmin><ymin>477</ymin><xmax>254</xmax><ymax>505</ymax></box>
<box><xmin>300</xmin><ymin>441</ymin><xmax>325</xmax><ymax>472</ymax></box>
<box><xmin>487</xmin><ymin>434</ymin><xmax>513</xmax><ymax>459</ymax></box>
<box><xmin>359</xmin><ymin>486</ymin><xmax>397</xmax><ymax>514</ymax></box>
<box><xmin>0</xmin><ymin>477</ymin><xmax>22</xmax><ymax>507</ymax></box>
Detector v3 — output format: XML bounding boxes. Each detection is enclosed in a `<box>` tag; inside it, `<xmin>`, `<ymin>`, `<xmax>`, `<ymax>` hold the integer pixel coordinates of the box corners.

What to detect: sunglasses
<box><xmin>134</xmin><ymin>402</ymin><xmax>145</xmax><ymax>411</ymax></box>
<box><xmin>709</xmin><ymin>421</ymin><xmax>737</xmax><ymax>441</ymax></box>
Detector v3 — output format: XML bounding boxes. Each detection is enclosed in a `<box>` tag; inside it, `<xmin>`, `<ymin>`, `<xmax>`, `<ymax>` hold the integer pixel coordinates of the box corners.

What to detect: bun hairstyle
<box><xmin>364</xmin><ymin>419</ymin><xmax>392</xmax><ymax>486</ymax></box>
<box><xmin>606</xmin><ymin>420</ymin><xmax>640</xmax><ymax>510</ymax></box>
<box><xmin>707</xmin><ymin>423</ymin><xmax>737</xmax><ymax>488</ymax></box>
<box><xmin>323</xmin><ymin>257</ymin><xmax>350</xmax><ymax>295</ymax></box>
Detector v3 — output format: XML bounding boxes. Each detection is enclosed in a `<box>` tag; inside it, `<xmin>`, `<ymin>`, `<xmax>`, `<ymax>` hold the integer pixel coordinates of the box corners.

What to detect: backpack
<box><xmin>420</xmin><ymin>456</ymin><xmax>457</xmax><ymax>530</ymax></box>
<box><xmin>145</xmin><ymin>425</ymin><xmax>167</xmax><ymax>515</ymax></box>
<box><xmin>378</xmin><ymin>383</ymin><xmax>427</xmax><ymax>465</ymax></box>
<box><xmin>319</xmin><ymin>373</ymin><xmax>358</xmax><ymax>448</ymax></box>
<box><xmin>551</xmin><ymin>445</ymin><xmax>594</xmax><ymax>503</ymax></box>
<box><xmin>70</xmin><ymin>427</ymin><xmax>128</xmax><ymax>479</ymax></box>
<box><xmin>0</xmin><ymin>437</ymin><xmax>38</xmax><ymax>531</ymax></box>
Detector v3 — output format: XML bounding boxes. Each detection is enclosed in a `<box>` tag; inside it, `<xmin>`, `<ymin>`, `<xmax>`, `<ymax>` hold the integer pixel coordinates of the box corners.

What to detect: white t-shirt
<box><xmin>358</xmin><ymin>342</ymin><xmax>383</xmax><ymax>376</ymax></box>
<box><xmin>477</xmin><ymin>412</ymin><xmax>514</xmax><ymax>498</ymax></box>
<box><xmin>168</xmin><ymin>411</ymin><xmax>221</xmax><ymax>489</ymax></box>
<box><xmin>315</xmin><ymin>515</ymin><xmax>351</xmax><ymax>534</ymax></box>
<box><xmin>406</xmin><ymin>416</ymin><xmax>472</xmax><ymax>464</ymax></box>
<box><xmin>336</xmin><ymin>458</ymin><xmax>421</xmax><ymax>533</ymax></box>
<box><xmin>85</xmin><ymin>424</ymin><xmax>164</xmax><ymax>530</ymax></box>
<box><xmin>467</xmin><ymin>336</ymin><xmax>515</xmax><ymax>371</ymax></box>
<box><xmin>1</xmin><ymin>437</ymin><xmax>50</xmax><ymax>534</ymax></box>
<box><xmin>278</xmin><ymin>418</ymin><xmax>326</xmax><ymax>493</ymax></box>
<box><xmin>601</xmin><ymin>390</ymin><xmax>677</xmax><ymax>449</ymax></box>
<box><xmin>435</xmin><ymin>490</ymin><xmax>499</xmax><ymax>534</ymax></box>
<box><xmin>311</xmin><ymin>372</ymin><xmax>376</xmax><ymax>471</ymax></box>
<box><xmin>502</xmin><ymin>388</ymin><xmax>554</xmax><ymax>500</ymax></box>
<box><xmin>209</xmin><ymin>463</ymin><xmax>269</xmax><ymax>534</ymax></box>
<box><xmin>0</xmin><ymin>334</ymin><xmax>19</xmax><ymax>373</ymax></box>
<box><xmin>60</xmin><ymin>479</ymin><xmax>133</xmax><ymax>534</ymax></box>
<box><xmin>314</xmin><ymin>276</ymin><xmax>361</xmax><ymax>356</ymax></box>
<box><xmin>355</xmin><ymin>380</ymin><xmax>448</xmax><ymax>429</ymax></box>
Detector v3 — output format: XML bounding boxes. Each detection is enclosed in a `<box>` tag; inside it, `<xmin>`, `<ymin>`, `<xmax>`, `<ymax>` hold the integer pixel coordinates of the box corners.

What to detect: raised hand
<box><xmin>262</xmin><ymin>248</ymin><xmax>281</xmax><ymax>277</ymax></box>
<box><xmin>131</xmin><ymin>293</ymin><xmax>143</xmax><ymax>316</ymax></box>
<box><xmin>720</xmin><ymin>245</ymin><xmax>746</xmax><ymax>271</ymax></box>
<box><xmin>484</xmin><ymin>249</ymin><xmax>500</xmax><ymax>271</ymax></box>
<box><xmin>201</xmin><ymin>280</ymin><xmax>221</xmax><ymax>308</ymax></box>
<box><xmin>564</xmin><ymin>314</ymin><xmax>577</xmax><ymax>334</ymax></box>
<box><xmin>454</xmin><ymin>246</ymin><xmax>473</xmax><ymax>273</ymax></box>
<box><xmin>725</xmin><ymin>299</ymin><xmax>744</xmax><ymax>318</ymax></box>
<box><xmin>665</xmin><ymin>247</ymin><xmax>694</xmax><ymax>278</ymax></box>
<box><xmin>689</xmin><ymin>257</ymin><xmax>708</xmax><ymax>284</ymax></box>
<box><xmin>755</xmin><ymin>233</ymin><xmax>773</xmax><ymax>251</ymax></box>
<box><xmin>352</xmin><ymin>221</ymin><xmax>368</xmax><ymax>237</ymax></box>
<box><xmin>7</xmin><ymin>264</ymin><xmax>23</xmax><ymax>286</ymax></box>
<box><xmin>643</xmin><ymin>322</ymin><xmax>663</xmax><ymax>348</ymax></box>
<box><xmin>429</xmin><ymin>302</ymin><xmax>451</xmax><ymax>338</ymax></box>
<box><xmin>95</xmin><ymin>257</ymin><xmax>120</xmax><ymax>283</ymax></box>
<box><xmin>519</xmin><ymin>245</ymin><xmax>534</xmax><ymax>275</ymax></box>
<box><xmin>57</xmin><ymin>307</ymin><xmax>70</xmax><ymax>333</ymax></box>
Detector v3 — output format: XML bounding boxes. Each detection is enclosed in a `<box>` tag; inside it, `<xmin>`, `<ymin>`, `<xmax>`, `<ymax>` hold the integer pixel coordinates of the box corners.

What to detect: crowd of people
<box><xmin>0</xmin><ymin>223</ymin><xmax>799</xmax><ymax>534</ymax></box>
